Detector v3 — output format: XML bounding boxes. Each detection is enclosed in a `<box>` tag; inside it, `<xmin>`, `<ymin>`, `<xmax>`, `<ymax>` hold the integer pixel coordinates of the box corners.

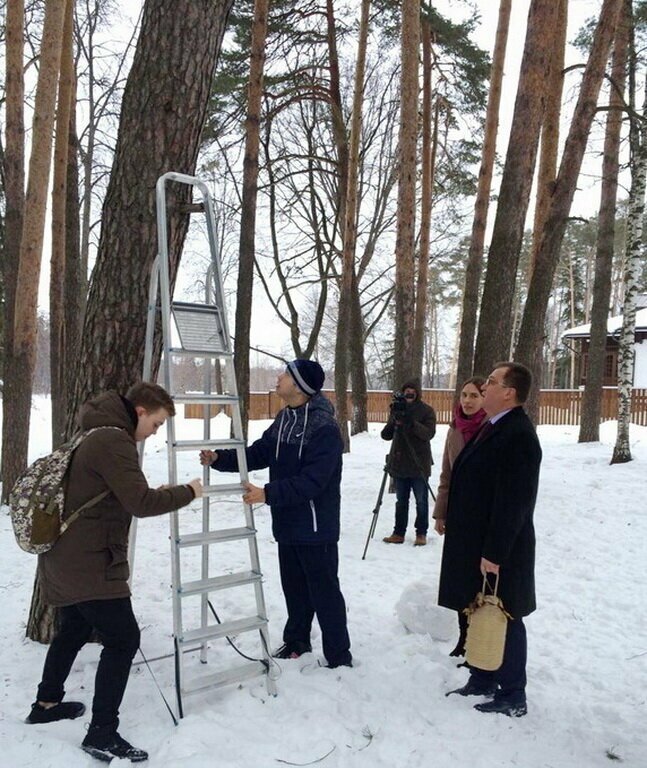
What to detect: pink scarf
<box><xmin>452</xmin><ymin>402</ymin><xmax>487</xmax><ymax>443</ymax></box>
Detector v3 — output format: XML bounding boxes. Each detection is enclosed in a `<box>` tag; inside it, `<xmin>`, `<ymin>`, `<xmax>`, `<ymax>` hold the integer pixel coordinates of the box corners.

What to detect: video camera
<box><xmin>390</xmin><ymin>391</ymin><xmax>408</xmax><ymax>415</ymax></box>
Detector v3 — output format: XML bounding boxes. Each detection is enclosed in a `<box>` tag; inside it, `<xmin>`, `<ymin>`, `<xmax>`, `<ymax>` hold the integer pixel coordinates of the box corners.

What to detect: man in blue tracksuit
<box><xmin>200</xmin><ymin>359</ymin><xmax>352</xmax><ymax>668</ymax></box>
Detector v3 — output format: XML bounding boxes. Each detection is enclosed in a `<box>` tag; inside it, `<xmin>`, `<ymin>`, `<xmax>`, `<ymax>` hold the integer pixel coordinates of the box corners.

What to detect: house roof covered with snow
<box><xmin>562</xmin><ymin>302</ymin><xmax>647</xmax><ymax>340</ymax></box>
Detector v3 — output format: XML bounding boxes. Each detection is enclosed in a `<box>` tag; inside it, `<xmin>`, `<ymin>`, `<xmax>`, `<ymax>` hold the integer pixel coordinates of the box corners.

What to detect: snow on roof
<box><xmin>562</xmin><ymin>305</ymin><xmax>647</xmax><ymax>339</ymax></box>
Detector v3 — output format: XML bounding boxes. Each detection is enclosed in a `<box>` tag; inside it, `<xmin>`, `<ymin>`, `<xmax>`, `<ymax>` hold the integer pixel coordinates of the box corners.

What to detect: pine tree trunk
<box><xmin>473</xmin><ymin>0</ymin><xmax>557</xmax><ymax>377</ymax></box>
<box><xmin>28</xmin><ymin>0</ymin><xmax>234</xmax><ymax>644</ymax></box>
<box><xmin>67</xmin><ymin>0</ymin><xmax>234</xmax><ymax>420</ymax></box>
<box><xmin>393</xmin><ymin>0</ymin><xmax>420</xmax><ymax>386</ymax></box>
<box><xmin>580</xmin><ymin>0</ymin><xmax>630</xmax><ymax>443</ymax></box>
<box><xmin>1</xmin><ymin>0</ymin><xmax>25</xmax><ymax>503</ymax></box>
<box><xmin>64</xmin><ymin>71</ymin><xmax>83</xmax><ymax>418</ymax></box>
<box><xmin>455</xmin><ymin>0</ymin><xmax>511</xmax><ymax>390</ymax></box>
<box><xmin>349</xmin><ymin>272</ymin><xmax>368</xmax><ymax>435</ymax></box>
<box><xmin>515</xmin><ymin>0</ymin><xmax>623</xmax><ymax>390</ymax></box>
<box><xmin>412</xmin><ymin>19</ymin><xmax>436</xmax><ymax>380</ymax></box>
<box><xmin>234</xmin><ymin>0</ymin><xmax>269</xmax><ymax>440</ymax></box>
<box><xmin>523</xmin><ymin>0</ymin><xmax>568</xmax><ymax>423</ymax></box>
<box><xmin>50</xmin><ymin>0</ymin><xmax>74</xmax><ymax>449</ymax></box>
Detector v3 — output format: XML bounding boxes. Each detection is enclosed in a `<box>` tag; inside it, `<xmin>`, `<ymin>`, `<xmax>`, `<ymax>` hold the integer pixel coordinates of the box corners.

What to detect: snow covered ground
<box><xmin>1</xmin><ymin>398</ymin><xmax>646</xmax><ymax>767</ymax></box>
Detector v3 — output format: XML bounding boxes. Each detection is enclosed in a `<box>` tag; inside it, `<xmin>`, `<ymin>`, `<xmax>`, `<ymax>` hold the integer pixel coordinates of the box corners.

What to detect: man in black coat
<box><xmin>439</xmin><ymin>362</ymin><xmax>541</xmax><ymax>717</ymax></box>
<box><xmin>381</xmin><ymin>379</ymin><xmax>436</xmax><ymax>546</ymax></box>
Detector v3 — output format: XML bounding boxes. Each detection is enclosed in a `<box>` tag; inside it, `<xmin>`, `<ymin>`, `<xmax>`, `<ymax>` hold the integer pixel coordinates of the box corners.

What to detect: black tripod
<box><xmin>361</xmin><ymin>421</ymin><xmax>436</xmax><ymax>560</ymax></box>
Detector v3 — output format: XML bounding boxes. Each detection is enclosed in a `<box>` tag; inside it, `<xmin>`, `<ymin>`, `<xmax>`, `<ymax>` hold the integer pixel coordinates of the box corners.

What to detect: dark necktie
<box><xmin>474</xmin><ymin>420</ymin><xmax>494</xmax><ymax>444</ymax></box>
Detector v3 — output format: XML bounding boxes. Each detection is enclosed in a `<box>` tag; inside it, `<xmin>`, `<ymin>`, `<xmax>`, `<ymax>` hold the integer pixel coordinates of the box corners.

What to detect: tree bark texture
<box><xmin>580</xmin><ymin>0</ymin><xmax>630</xmax><ymax>443</ymax></box>
<box><xmin>515</xmin><ymin>0</ymin><xmax>623</xmax><ymax>386</ymax></box>
<box><xmin>412</xmin><ymin>19</ymin><xmax>436</xmax><ymax>380</ymax></box>
<box><xmin>234</xmin><ymin>0</ymin><xmax>269</xmax><ymax>440</ymax></box>
<box><xmin>611</xmin><ymin>54</ymin><xmax>646</xmax><ymax>464</ymax></box>
<box><xmin>335</xmin><ymin>0</ymin><xmax>370</xmax><ymax>449</ymax></box>
<box><xmin>50</xmin><ymin>0</ymin><xmax>75</xmax><ymax>449</ymax></box>
<box><xmin>1</xmin><ymin>0</ymin><xmax>26</xmax><ymax>502</ymax></box>
<box><xmin>393</xmin><ymin>0</ymin><xmax>420</xmax><ymax>387</ymax></box>
<box><xmin>68</xmin><ymin>0</ymin><xmax>234</xmax><ymax>423</ymax></box>
<box><xmin>455</xmin><ymin>0</ymin><xmax>511</xmax><ymax>392</ymax></box>
<box><xmin>472</xmin><ymin>0</ymin><xmax>558</xmax><ymax>377</ymax></box>
<box><xmin>64</xmin><ymin>72</ymin><xmax>84</xmax><ymax>420</ymax></box>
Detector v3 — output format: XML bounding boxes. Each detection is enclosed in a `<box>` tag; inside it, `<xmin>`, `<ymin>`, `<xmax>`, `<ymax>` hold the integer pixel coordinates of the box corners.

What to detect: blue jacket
<box><xmin>213</xmin><ymin>393</ymin><xmax>343</xmax><ymax>544</ymax></box>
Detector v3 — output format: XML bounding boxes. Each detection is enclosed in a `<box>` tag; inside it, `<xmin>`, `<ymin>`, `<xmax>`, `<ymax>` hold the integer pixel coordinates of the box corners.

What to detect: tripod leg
<box><xmin>361</xmin><ymin>467</ymin><xmax>390</xmax><ymax>560</ymax></box>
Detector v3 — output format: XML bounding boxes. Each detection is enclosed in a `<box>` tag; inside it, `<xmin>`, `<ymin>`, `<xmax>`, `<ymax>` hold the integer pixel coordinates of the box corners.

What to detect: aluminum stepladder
<box><xmin>142</xmin><ymin>171</ymin><xmax>276</xmax><ymax>718</ymax></box>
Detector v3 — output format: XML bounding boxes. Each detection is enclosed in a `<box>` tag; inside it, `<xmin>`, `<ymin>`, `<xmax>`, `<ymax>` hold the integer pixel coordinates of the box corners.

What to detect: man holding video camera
<box><xmin>381</xmin><ymin>380</ymin><xmax>436</xmax><ymax>546</ymax></box>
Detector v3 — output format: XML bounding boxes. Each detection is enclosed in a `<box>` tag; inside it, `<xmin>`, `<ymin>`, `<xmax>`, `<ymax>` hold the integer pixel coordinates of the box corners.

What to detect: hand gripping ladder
<box><xmin>140</xmin><ymin>171</ymin><xmax>276</xmax><ymax>718</ymax></box>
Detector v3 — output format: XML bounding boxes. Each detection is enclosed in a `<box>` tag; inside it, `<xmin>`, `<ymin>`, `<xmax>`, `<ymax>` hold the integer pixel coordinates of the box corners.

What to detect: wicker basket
<box><xmin>464</xmin><ymin>574</ymin><xmax>510</xmax><ymax>671</ymax></box>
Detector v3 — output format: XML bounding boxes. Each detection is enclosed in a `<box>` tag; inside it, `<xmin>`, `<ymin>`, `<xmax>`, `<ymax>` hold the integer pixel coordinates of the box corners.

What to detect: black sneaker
<box><xmin>81</xmin><ymin>729</ymin><xmax>148</xmax><ymax>763</ymax></box>
<box><xmin>446</xmin><ymin>678</ymin><xmax>497</xmax><ymax>697</ymax></box>
<box><xmin>25</xmin><ymin>701</ymin><xmax>86</xmax><ymax>724</ymax></box>
<box><xmin>272</xmin><ymin>641</ymin><xmax>312</xmax><ymax>659</ymax></box>
<box><xmin>474</xmin><ymin>697</ymin><xmax>527</xmax><ymax>717</ymax></box>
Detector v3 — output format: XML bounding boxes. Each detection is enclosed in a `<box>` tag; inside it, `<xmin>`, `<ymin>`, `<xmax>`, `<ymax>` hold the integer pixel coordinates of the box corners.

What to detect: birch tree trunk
<box><xmin>234</xmin><ymin>0</ymin><xmax>269</xmax><ymax>439</ymax></box>
<box><xmin>455</xmin><ymin>0</ymin><xmax>511</xmax><ymax>390</ymax></box>
<box><xmin>611</xmin><ymin>61</ymin><xmax>646</xmax><ymax>464</ymax></box>
<box><xmin>473</xmin><ymin>0</ymin><xmax>557</xmax><ymax>376</ymax></box>
<box><xmin>580</xmin><ymin>0</ymin><xmax>630</xmax><ymax>443</ymax></box>
<box><xmin>1</xmin><ymin>0</ymin><xmax>25</xmax><ymax>502</ymax></box>
<box><xmin>515</xmin><ymin>0</ymin><xmax>624</xmax><ymax>390</ymax></box>
<box><xmin>393</xmin><ymin>0</ymin><xmax>420</xmax><ymax>386</ymax></box>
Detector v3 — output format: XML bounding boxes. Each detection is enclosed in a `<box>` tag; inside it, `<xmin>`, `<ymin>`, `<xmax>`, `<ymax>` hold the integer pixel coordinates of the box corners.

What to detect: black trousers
<box><xmin>278</xmin><ymin>543</ymin><xmax>351</xmax><ymax>667</ymax></box>
<box><xmin>469</xmin><ymin>616</ymin><xmax>527</xmax><ymax>703</ymax></box>
<box><xmin>36</xmin><ymin>597</ymin><xmax>140</xmax><ymax>730</ymax></box>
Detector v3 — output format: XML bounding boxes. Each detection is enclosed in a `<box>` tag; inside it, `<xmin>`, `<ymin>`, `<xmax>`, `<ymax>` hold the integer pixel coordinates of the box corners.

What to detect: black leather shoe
<box><xmin>474</xmin><ymin>697</ymin><xmax>527</xmax><ymax>717</ymax></box>
<box><xmin>25</xmin><ymin>701</ymin><xmax>86</xmax><ymax>724</ymax></box>
<box><xmin>446</xmin><ymin>679</ymin><xmax>497</xmax><ymax>697</ymax></box>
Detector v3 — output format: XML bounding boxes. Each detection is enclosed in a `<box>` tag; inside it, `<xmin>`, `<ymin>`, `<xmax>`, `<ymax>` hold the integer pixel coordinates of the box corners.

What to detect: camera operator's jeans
<box><xmin>393</xmin><ymin>477</ymin><xmax>429</xmax><ymax>536</ymax></box>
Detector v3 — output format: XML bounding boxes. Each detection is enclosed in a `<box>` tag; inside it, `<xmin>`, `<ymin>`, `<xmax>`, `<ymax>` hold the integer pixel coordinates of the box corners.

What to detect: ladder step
<box><xmin>173</xmin><ymin>394</ymin><xmax>238</xmax><ymax>406</ymax></box>
<box><xmin>181</xmin><ymin>660</ymin><xmax>268</xmax><ymax>695</ymax></box>
<box><xmin>179</xmin><ymin>570</ymin><xmax>262</xmax><ymax>596</ymax></box>
<box><xmin>173</xmin><ymin>439</ymin><xmax>245</xmax><ymax>451</ymax></box>
<box><xmin>179</xmin><ymin>614</ymin><xmax>268</xmax><ymax>645</ymax></box>
<box><xmin>177</xmin><ymin>526</ymin><xmax>256</xmax><ymax>547</ymax></box>
<box><xmin>203</xmin><ymin>483</ymin><xmax>246</xmax><ymax>496</ymax></box>
<box><xmin>168</xmin><ymin>347</ymin><xmax>233</xmax><ymax>358</ymax></box>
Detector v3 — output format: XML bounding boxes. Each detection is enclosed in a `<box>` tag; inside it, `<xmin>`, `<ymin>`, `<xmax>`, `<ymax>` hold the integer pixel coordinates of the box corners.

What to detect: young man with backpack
<box><xmin>25</xmin><ymin>382</ymin><xmax>202</xmax><ymax>762</ymax></box>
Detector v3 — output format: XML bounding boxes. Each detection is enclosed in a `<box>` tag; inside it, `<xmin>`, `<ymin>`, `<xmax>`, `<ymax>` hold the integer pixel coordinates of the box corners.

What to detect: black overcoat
<box><xmin>438</xmin><ymin>406</ymin><xmax>541</xmax><ymax>619</ymax></box>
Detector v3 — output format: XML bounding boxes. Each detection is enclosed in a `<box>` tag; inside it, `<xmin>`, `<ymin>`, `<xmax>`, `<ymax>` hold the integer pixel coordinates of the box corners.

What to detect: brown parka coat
<box><xmin>38</xmin><ymin>392</ymin><xmax>194</xmax><ymax>607</ymax></box>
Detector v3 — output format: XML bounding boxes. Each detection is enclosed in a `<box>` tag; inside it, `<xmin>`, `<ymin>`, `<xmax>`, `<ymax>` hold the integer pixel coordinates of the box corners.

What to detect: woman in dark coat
<box><xmin>432</xmin><ymin>376</ymin><xmax>486</xmax><ymax>655</ymax></box>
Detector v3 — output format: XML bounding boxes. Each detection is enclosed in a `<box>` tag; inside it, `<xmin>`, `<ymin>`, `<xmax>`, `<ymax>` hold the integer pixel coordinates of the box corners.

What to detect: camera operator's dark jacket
<box><xmin>381</xmin><ymin>383</ymin><xmax>436</xmax><ymax>478</ymax></box>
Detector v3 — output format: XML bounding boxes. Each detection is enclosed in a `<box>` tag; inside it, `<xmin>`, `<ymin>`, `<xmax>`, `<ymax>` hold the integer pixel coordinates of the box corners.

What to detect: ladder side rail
<box><xmin>156</xmin><ymin>175</ymin><xmax>185</xmax><ymax>707</ymax></box>
<box><xmin>129</xmin><ymin>257</ymin><xmax>162</xmax><ymax>581</ymax></box>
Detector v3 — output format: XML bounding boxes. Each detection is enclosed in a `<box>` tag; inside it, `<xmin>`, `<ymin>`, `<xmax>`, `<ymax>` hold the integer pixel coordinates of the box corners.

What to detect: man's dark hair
<box><xmin>494</xmin><ymin>361</ymin><xmax>532</xmax><ymax>404</ymax></box>
<box><xmin>126</xmin><ymin>382</ymin><xmax>176</xmax><ymax>416</ymax></box>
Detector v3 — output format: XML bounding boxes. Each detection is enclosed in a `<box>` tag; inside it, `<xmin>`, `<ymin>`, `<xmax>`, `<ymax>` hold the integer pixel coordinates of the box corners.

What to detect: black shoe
<box><xmin>446</xmin><ymin>679</ymin><xmax>497</xmax><ymax>697</ymax></box>
<box><xmin>82</xmin><ymin>729</ymin><xmax>149</xmax><ymax>762</ymax></box>
<box><xmin>272</xmin><ymin>641</ymin><xmax>312</xmax><ymax>659</ymax></box>
<box><xmin>25</xmin><ymin>701</ymin><xmax>86</xmax><ymax>724</ymax></box>
<box><xmin>474</xmin><ymin>697</ymin><xmax>527</xmax><ymax>717</ymax></box>
<box><xmin>323</xmin><ymin>656</ymin><xmax>353</xmax><ymax>669</ymax></box>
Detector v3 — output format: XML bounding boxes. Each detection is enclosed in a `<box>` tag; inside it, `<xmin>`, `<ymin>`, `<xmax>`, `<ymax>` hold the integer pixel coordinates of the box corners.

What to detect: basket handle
<box><xmin>482</xmin><ymin>572</ymin><xmax>499</xmax><ymax>596</ymax></box>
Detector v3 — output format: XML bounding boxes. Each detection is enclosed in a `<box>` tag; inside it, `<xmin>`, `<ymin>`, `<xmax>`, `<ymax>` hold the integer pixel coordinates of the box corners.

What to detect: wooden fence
<box><xmin>185</xmin><ymin>388</ymin><xmax>647</xmax><ymax>426</ymax></box>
